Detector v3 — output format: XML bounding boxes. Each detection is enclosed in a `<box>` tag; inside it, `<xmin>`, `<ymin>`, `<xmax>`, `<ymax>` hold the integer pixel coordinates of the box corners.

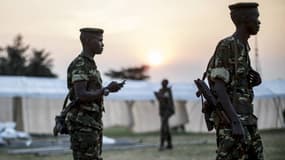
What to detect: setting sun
<box><xmin>147</xmin><ymin>51</ymin><xmax>164</xmax><ymax>66</ymax></box>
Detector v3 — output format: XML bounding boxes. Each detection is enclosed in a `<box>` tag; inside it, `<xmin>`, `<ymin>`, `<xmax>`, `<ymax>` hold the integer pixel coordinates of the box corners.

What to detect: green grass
<box><xmin>1</xmin><ymin>128</ymin><xmax>285</xmax><ymax>160</ymax></box>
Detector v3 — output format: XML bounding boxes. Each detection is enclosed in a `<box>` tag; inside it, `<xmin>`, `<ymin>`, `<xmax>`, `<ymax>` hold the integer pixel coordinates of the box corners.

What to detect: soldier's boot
<box><xmin>166</xmin><ymin>135</ymin><xmax>173</xmax><ymax>149</ymax></box>
<box><xmin>159</xmin><ymin>137</ymin><xmax>165</xmax><ymax>151</ymax></box>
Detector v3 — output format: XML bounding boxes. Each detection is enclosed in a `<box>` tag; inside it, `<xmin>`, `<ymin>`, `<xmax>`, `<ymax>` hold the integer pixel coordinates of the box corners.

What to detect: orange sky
<box><xmin>0</xmin><ymin>0</ymin><xmax>285</xmax><ymax>82</ymax></box>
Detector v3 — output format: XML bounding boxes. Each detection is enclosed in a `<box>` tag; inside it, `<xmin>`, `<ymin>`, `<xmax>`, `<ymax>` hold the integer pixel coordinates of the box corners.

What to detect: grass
<box><xmin>0</xmin><ymin>128</ymin><xmax>285</xmax><ymax>160</ymax></box>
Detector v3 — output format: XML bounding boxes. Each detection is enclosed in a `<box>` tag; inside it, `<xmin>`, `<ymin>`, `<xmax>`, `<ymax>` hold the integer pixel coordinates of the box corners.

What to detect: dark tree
<box><xmin>5</xmin><ymin>35</ymin><xmax>29</xmax><ymax>75</ymax></box>
<box><xmin>0</xmin><ymin>57</ymin><xmax>8</xmax><ymax>74</ymax></box>
<box><xmin>0</xmin><ymin>47</ymin><xmax>7</xmax><ymax>74</ymax></box>
<box><xmin>0</xmin><ymin>34</ymin><xmax>57</xmax><ymax>77</ymax></box>
<box><xmin>105</xmin><ymin>65</ymin><xmax>150</xmax><ymax>80</ymax></box>
<box><xmin>25</xmin><ymin>49</ymin><xmax>57</xmax><ymax>77</ymax></box>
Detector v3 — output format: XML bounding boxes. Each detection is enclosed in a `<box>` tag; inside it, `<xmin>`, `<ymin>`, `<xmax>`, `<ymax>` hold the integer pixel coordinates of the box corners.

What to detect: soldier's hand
<box><xmin>106</xmin><ymin>81</ymin><xmax>124</xmax><ymax>92</ymax></box>
<box><xmin>231</xmin><ymin>119</ymin><xmax>246</xmax><ymax>142</ymax></box>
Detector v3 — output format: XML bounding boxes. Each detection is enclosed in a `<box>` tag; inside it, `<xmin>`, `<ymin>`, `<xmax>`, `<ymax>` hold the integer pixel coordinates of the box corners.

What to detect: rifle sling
<box><xmin>60</xmin><ymin>88</ymin><xmax>73</xmax><ymax>114</ymax></box>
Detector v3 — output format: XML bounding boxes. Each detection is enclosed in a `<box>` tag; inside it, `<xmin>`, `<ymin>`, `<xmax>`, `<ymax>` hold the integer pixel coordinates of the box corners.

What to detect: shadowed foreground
<box><xmin>0</xmin><ymin>128</ymin><xmax>285</xmax><ymax>160</ymax></box>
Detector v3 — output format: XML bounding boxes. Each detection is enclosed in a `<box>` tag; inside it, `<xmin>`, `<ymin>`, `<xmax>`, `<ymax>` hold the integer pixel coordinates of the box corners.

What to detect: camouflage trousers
<box><xmin>216</xmin><ymin>125</ymin><xmax>264</xmax><ymax>160</ymax></box>
<box><xmin>66</xmin><ymin>108</ymin><xmax>103</xmax><ymax>160</ymax></box>
<box><xmin>160</xmin><ymin>116</ymin><xmax>172</xmax><ymax>148</ymax></box>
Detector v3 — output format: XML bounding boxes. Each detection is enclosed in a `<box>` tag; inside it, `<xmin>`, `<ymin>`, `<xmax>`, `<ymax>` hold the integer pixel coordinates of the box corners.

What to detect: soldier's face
<box><xmin>245</xmin><ymin>9</ymin><xmax>260</xmax><ymax>35</ymax></box>
<box><xmin>88</xmin><ymin>34</ymin><xmax>104</xmax><ymax>54</ymax></box>
<box><xmin>162</xmin><ymin>80</ymin><xmax>168</xmax><ymax>87</ymax></box>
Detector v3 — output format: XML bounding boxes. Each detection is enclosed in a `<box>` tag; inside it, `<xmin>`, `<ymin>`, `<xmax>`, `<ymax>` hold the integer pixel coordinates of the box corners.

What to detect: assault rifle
<box><xmin>194</xmin><ymin>78</ymin><xmax>230</xmax><ymax>131</ymax></box>
<box><xmin>53</xmin><ymin>98</ymin><xmax>79</xmax><ymax>136</ymax></box>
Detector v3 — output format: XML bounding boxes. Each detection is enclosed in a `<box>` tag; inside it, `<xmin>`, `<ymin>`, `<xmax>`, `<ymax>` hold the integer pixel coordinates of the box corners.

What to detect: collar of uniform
<box><xmin>79</xmin><ymin>52</ymin><xmax>95</xmax><ymax>62</ymax></box>
<box><xmin>231</xmin><ymin>35</ymin><xmax>251</xmax><ymax>52</ymax></box>
<box><xmin>79</xmin><ymin>52</ymin><xmax>97</xmax><ymax>69</ymax></box>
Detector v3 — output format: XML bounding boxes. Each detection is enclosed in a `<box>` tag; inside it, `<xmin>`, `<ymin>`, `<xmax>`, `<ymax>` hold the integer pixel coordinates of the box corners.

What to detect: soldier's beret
<box><xmin>229</xmin><ymin>2</ymin><xmax>259</xmax><ymax>11</ymax></box>
<box><xmin>80</xmin><ymin>27</ymin><xmax>104</xmax><ymax>34</ymax></box>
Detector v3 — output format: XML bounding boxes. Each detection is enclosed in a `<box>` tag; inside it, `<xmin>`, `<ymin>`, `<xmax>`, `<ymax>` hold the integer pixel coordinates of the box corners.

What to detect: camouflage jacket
<box><xmin>67</xmin><ymin>52</ymin><xmax>104</xmax><ymax>112</ymax></box>
<box><xmin>157</xmin><ymin>87</ymin><xmax>175</xmax><ymax>117</ymax></box>
<box><xmin>207</xmin><ymin>36</ymin><xmax>255</xmax><ymax>119</ymax></box>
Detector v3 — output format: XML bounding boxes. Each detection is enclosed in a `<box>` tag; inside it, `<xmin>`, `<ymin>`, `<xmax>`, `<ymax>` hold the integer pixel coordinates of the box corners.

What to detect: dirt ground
<box><xmin>0</xmin><ymin>128</ymin><xmax>285</xmax><ymax>160</ymax></box>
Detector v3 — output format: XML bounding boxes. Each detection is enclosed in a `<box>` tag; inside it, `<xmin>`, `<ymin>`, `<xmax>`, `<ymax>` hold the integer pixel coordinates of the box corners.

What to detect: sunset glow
<box><xmin>147</xmin><ymin>51</ymin><xmax>164</xmax><ymax>66</ymax></box>
<box><xmin>0</xmin><ymin>0</ymin><xmax>284</xmax><ymax>81</ymax></box>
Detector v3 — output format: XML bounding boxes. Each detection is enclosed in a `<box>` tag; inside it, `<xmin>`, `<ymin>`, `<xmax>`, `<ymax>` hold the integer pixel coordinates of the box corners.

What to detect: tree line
<box><xmin>0</xmin><ymin>35</ymin><xmax>57</xmax><ymax>77</ymax></box>
<box><xmin>104</xmin><ymin>65</ymin><xmax>150</xmax><ymax>80</ymax></box>
<box><xmin>0</xmin><ymin>35</ymin><xmax>150</xmax><ymax>80</ymax></box>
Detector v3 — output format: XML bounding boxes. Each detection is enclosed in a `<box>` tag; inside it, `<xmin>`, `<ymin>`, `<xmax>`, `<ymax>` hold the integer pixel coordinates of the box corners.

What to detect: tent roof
<box><xmin>0</xmin><ymin>76</ymin><xmax>66</xmax><ymax>98</ymax></box>
<box><xmin>0</xmin><ymin>76</ymin><xmax>284</xmax><ymax>100</ymax></box>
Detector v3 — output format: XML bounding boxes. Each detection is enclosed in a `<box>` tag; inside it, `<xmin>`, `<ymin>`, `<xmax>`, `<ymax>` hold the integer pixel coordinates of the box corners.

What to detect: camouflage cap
<box><xmin>229</xmin><ymin>2</ymin><xmax>259</xmax><ymax>11</ymax></box>
<box><xmin>79</xmin><ymin>27</ymin><xmax>104</xmax><ymax>34</ymax></box>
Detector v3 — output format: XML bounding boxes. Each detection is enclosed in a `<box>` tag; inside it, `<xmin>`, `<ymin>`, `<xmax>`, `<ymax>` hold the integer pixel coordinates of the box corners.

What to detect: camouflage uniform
<box><xmin>157</xmin><ymin>87</ymin><xmax>175</xmax><ymax>149</ymax></box>
<box><xmin>207</xmin><ymin>36</ymin><xmax>264</xmax><ymax>160</ymax></box>
<box><xmin>66</xmin><ymin>53</ymin><xmax>104</xmax><ymax>160</ymax></box>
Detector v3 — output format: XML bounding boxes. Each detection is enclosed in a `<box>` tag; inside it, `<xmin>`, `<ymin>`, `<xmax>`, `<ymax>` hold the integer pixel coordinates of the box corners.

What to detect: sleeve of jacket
<box><xmin>208</xmin><ymin>40</ymin><xmax>232</xmax><ymax>84</ymax></box>
<box><xmin>71</xmin><ymin>58</ymin><xmax>89</xmax><ymax>83</ymax></box>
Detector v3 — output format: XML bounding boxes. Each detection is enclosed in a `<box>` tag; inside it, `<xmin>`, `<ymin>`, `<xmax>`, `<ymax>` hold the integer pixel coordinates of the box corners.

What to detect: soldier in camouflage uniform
<box><xmin>206</xmin><ymin>3</ymin><xmax>264</xmax><ymax>160</ymax></box>
<box><xmin>66</xmin><ymin>28</ymin><xmax>124</xmax><ymax>160</ymax></box>
<box><xmin>154</xmin><ymin>79</ymin><xmax>175</xmax><ymax>151</ymax></box>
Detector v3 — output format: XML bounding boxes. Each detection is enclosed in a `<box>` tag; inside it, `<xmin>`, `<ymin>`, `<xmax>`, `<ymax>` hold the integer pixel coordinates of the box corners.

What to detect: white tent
<box><xmin>0</xmin><ymin>76</ymin><xmax>284</xmax><ymax>134</ymax></box>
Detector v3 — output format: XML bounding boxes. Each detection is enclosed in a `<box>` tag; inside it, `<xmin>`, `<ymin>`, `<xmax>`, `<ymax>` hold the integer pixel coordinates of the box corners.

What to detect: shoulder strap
<box><xmin>61</xmin><ymin>89</ymin><xmax>71</xmax><ymax>110</ymax></box>
<box><xmin>202</xmin><ymin>54</ymin><xmax>215</xmax><ymax>80</ymax></box>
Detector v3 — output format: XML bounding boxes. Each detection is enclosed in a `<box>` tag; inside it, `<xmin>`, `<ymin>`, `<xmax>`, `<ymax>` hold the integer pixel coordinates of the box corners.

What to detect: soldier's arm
<box><xmin>209</xmin><ymin>40</ymin><xmax>245</xmax><ymax>138</ymax></box>
<box><xmin>74</xmin><ymin>80</ymin><xmax>124</xmax><ymax>102</ymax></box>
<box><xmin>213</xmin><ymin>78</ymin><xmax>245</xmax><ymax>138</ymax></box>
<box><xmin>73</xmin><ymin>80</ymin><xmax>105</xmax><ymax>102</ymax></box>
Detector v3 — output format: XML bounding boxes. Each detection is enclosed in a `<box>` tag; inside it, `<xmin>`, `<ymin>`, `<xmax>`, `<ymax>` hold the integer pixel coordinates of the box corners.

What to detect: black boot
<box><xmin>166</xmin><ymin>134</ymin><xmax>173</xmax><ymax>149</ymax></box>
<box><xmin>159</xmin><ymin>137</ymin><xmax>165</xmax><ymax>151</ymax></box>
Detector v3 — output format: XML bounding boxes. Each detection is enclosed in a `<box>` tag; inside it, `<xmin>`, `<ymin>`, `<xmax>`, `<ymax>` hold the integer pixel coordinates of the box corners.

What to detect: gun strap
<box><xmin>200</xmin><ymin>47</ymin><xmax>218</xmax><ymax>108</ymax></box>
<box><xmin>202</xmin><ymin>58</ymin><xmax>212</xmax><ymax>81</ymax></box>
<box><xmin>61</xmin><ymin>89</ymin><xmax>72</xmax><ymax>111</ymax></box>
